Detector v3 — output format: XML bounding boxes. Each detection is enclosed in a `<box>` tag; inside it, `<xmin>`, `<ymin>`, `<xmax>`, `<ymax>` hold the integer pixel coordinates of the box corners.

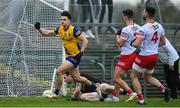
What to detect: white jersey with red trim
<box><xmin>138</xmin><ymin>22</ymin><xmax>165</xmax><ymax>56</ymax></box>
<box><xmin>120</xmin><ymin>24</ymin><xmax>140</xmax><ymax>55</ymax></box>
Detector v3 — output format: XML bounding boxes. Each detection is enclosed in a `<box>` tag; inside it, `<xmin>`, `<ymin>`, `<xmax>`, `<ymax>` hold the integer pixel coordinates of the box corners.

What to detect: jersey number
<box><xmin>151</xmin><ymin>31</ymin><xmax>158</xmax><ymax>43</ymax></box>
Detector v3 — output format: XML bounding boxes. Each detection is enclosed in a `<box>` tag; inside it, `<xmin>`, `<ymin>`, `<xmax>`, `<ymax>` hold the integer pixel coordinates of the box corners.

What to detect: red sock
<box><xmin>137</xmin><ymin>94</ymin><xmax>144</xmax><ymax>100</ymax></box>
<box><xmin>159</xmin><ymin>84</ymin><xmax>165</xmax><ymax>93</ymax></box>
<box><xmin>127</xmin><ymin>89</ymin><xmax>133</xmax><ymax>95</ymax></box>
<box><xmin>112</xmin><ymin>90</ymin><xmax>120</xmax><ymax>97</ymax></box>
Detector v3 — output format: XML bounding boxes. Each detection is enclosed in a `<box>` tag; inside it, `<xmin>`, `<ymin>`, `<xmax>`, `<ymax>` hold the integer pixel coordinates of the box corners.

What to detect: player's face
<box><xmin>60</xmin><ymin>16</ymin><xmax>70</xmax><ymax>26</ymax></box>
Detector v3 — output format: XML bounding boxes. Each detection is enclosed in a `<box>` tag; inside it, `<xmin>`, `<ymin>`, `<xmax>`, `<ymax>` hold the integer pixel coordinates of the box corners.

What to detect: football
<box><xmin>42</xmin><ymin>90</ymin><xmax>53</xmax><ymax>97</ymax></box>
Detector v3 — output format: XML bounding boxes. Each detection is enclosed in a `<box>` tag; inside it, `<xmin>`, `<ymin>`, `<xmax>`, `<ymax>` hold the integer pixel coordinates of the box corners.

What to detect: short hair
<box><xmin>145</xmin><ymin>6</ymin><xmax>155</xmax><ymax>18</ymax></box>
<box><xmin>122</xmin><ymin>9</ymin><xmax>134</xmax><ymax>19</ymax></box>
<box><xmin>61</xmin><ymin>11</ymin><xmax>72</xmax><ymax>19</ymax></box>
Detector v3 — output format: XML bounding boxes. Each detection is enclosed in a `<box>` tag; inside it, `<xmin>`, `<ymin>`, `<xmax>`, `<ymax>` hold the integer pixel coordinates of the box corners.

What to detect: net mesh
<box><xmin>0</xmin><ymin>0</ymin><xmax>64</xmax><ymax>96</ymax></box>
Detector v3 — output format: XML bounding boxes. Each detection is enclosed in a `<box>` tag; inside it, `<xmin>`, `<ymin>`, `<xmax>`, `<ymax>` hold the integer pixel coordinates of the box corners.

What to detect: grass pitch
<box><xmin>0</xmin><ymin>96</ymin><xmax>179</xmax><ymax>107</ymax></box>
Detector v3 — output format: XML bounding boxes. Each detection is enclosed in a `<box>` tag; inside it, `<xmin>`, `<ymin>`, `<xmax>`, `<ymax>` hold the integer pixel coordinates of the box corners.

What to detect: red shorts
<box><xmin>116</xmin><ymin>52</ymin><xmax>137</xmax><ymax>70</ymax></box>
<box><xmin>134</xmin><ymin>54</ymin><xmax>158</xmax><ymax>70</ymax></box>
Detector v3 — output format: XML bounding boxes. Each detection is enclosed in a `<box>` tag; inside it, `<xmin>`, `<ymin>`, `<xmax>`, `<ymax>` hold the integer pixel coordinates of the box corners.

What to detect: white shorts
<box><xmin>132</xmin><ymin>63</ymin><xmax>154</xmax><ymax>74</ymax></box>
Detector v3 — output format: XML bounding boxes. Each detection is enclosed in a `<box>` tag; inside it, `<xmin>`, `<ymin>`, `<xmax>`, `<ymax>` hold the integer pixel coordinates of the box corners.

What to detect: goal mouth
<box><xmin>0</xmin><ymin>0</ymin><xmax>66</xmax><ymax>96</ymax></box>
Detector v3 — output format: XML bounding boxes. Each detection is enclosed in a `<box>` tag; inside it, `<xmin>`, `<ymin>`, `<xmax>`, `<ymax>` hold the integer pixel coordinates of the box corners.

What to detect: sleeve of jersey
<box><xmin>54</xmin><ymin>26</ymin><xmax>60</xmax><ymax>34</ymax></box>
<box><xmin>120</xmin><ymin>28</ymin><xmax>128</xmax><ymax>40</ymax></box>
<box><xmin>73</xmin><ymin>26</ymin><xmax>81</xmax><ymax>38</ymax></box>
<box><xmin>137</xmin><ymin>27</ymin><xmax>145</xmax><ymax>38</ymax></box>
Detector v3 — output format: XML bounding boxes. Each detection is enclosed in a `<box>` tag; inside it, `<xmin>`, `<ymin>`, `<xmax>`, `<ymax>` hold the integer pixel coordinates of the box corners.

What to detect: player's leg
<box><xmin>143</xmin><ymin>70</ymin><xmax>170</xmax><ymax>102</ymax></box>
<box><xmin>114</xmin><ymin>67</ymin><xmax>135</xmax><ymax>96</ymax></box>
<box><xmin>131</xmin><ymin>58</ymin><xmax>147</xmax><ymax>105</ymax></box>
<box><xmin>142</xmin><ymin>54</ymin><xmax>166</xmax><ymax>92</ymax></box>
<box><xmin>144</xmin><ymin>54</ymin><xmax>170</xmax><ymax>102</ymax></box>
<box><xmin>101</xmin><ymin>83</ymin><xmax>115</xmax><ymax>94</ymax></box>
<box><xmin>70</xmin><ymin>67</ymin><xmax>92</xmax><ymax>86</ymax></box>
<box><xmin>54</xmin><ymin>61</ymin><xmax>74</xmax><ymax>96</ymax></box>
<box><xmin>130</xmin><ymin>68</ymin><xmax>145</xmax><ymax>104</ymax></box>
<box><xmin>114</xmin><ymin>66</ymin><xmax>137</xmax><ymax>102</ymax></box>
<box><xmin>80</xmin><ymin>92</ymin><xmax>100</xmax><ymax>101</ymax></box>
<box><xmin>114</xmin><ymin>67</ymin><xmax>131</xmax><ymax>92</ymax></box>
<box><xmin>114</xmin><ymin>53</ymin><xmax>137</xmax><ymax>102</ymax></box>
<box><xmin>70</xmin><ymin>68</ymin><xmax>102</xmax><ymax>97</ymax></box>
<box><xmin>143</xmin><ymin>71</ymin><xmax>166</xmax><ymax>92</ymax></box>
<box><xmin>100</xmin><ymin>83</ymin><xmax>121</xmax><ymax>101</ymax></box>
<box><xmin>111</xmin><ymin>83</ymin><xmax>120</xmax><ymax>101</ymax></box>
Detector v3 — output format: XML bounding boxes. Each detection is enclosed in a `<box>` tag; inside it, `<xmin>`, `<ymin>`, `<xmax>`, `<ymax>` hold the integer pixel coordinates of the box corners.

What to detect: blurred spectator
<box><xmin>99</xmin><ymin>0</ymin><xmax>113</xmax><ymax>33</ymax></box>
<box><xmin>77</xmin><ymin>0</ymin><xmax>95</xmax><ymax>38</ymax></box>
<box><xmin>92</xmin><ymin>0</ymin><xmax>101</xmax><ymax>19</ymax></box>
<box><xmin>158</xmin><ymin>38</ymin><xmax>180</xmax><ymax>99</ymax></box>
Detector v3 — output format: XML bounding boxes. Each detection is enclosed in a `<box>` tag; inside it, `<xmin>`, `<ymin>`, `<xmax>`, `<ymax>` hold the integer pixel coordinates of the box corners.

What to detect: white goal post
<box><xmin>0</xmin><ymin>0</ymin><xmax>67</xmax><ymax>96</ymax></box>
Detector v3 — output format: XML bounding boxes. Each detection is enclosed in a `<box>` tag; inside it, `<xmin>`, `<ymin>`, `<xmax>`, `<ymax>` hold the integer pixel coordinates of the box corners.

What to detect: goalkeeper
<box><xmin>34</xmin><ymin>11</ymin><xmax>101</xmax><ymax>98</ymax></box>
<box><xmin>64</xmin><ymin>72</ymin><xmax>124</xmax><ymax>101</ymax></box>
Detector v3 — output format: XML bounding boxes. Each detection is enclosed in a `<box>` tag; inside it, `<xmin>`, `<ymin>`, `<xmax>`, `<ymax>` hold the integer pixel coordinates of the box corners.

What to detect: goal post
<box><xmin>0</xmin><ymin>0</ymin><xmax>67</xmax><ymax>96</ymax></box>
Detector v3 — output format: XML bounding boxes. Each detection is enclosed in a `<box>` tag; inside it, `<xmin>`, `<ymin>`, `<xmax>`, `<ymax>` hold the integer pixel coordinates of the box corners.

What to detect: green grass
<box><xmin>0</xmin><ymin>96</ymin><xmax>179</xmax><ymax>107</ymax></box>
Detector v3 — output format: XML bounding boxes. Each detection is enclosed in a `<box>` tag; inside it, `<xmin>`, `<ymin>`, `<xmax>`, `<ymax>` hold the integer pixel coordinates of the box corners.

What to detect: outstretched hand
<box><xmin>34</xmin><ymin>22</ymin><xmax>41</xmax><ymax>29</ymax></box>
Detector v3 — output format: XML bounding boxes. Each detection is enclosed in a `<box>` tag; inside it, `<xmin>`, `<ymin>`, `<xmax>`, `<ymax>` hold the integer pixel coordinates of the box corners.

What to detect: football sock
<box><xmin>159</xmin><ymin>84</ymin><xmax>165</xmax><ymax>93</ymax></box>
<box><xmin>127</xmin><ymin>89</ymin><xmax>133</xmax><ymax>95</ymax></box>
<box><xmin>137</xmin><ymin>94</ymin><xmax>144</xmax><ymax>102</ymax></box>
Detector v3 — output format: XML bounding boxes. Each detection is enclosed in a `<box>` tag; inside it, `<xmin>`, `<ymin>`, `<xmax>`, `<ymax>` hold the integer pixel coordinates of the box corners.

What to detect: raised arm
<box><xmin>34</xmin><ymin>22</ymin><xmax>56</xmax><ymax>36</ymax></box>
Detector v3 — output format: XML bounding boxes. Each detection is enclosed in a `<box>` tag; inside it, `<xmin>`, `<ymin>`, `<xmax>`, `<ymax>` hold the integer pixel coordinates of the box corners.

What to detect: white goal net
<box><xmin>0</xmin><ymin>0</ymin><xmax>66</xmax><ymax>96</ymax></box>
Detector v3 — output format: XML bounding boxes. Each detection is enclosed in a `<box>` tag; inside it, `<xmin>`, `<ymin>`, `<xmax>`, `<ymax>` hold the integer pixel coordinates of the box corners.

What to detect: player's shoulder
<box><xmin>121</xmin><ymin>26</ymin><xmax>129</xmax><ymax>36</ymax></box>
<box><xmin>140</xmin><ymin>22</ymin><xmax>155</xmax><ymax>30</ymax></box>
<box><xmin>123</xmin><ymin>25</ymin><xmax>130</xmax><ymax>30</ymax></box>
<box><xmin>156</xmin><ymin>22</ymin><xmax>164</xmax><ymax>29</ymax></box>
<box><xmin>122</xmin><ymin>26</ymin><xmax>130</xmax><ymax>32</ymax></box>
<box><xmin>152</xmin><ymin>22</ymin><xmax>164</xmax><ymax>31</ymax></box>
<box><xmin>71</xmin><ymin>25</ymin><xmax>80</xmax><ymax>31</ymax></box>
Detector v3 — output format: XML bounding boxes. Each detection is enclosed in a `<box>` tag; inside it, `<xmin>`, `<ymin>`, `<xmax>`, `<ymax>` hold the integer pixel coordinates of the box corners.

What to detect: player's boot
<box><xmin>125</xmin><ymin>92</ymin><xmax>137</xmax><ymax>102</ymax></box>
<box><xmin>112</xmin><ymin>96</ymin><xmax>120</xmax><ymax>102</ymax></box>
<box><xmin>136</xmin><ymin>100</ymin><xmax>147</xmax><ymax>105</ymax></box>
<box><xmin>46</xmin><ymin>92</ymin><xmax>57</xmax><ymax>99</ymax></box>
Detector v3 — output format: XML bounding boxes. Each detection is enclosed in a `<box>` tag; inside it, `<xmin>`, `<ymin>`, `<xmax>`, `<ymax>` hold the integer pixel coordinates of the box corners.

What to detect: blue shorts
<box><xmin>66</xmin><ymin>56</ymin><xmax>81</xmax><ymax>67</ymax></box>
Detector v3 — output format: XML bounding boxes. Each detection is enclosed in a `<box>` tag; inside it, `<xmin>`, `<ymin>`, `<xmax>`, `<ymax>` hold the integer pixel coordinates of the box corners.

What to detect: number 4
<box><xmin>151</xmin><ymin>31</ymin><xmax>158</xmax><ymax>43</ymax></box>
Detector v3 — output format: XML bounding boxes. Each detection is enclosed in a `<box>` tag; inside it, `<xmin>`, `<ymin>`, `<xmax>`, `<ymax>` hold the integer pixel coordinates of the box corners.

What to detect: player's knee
<box><xmin>130</xmin><ymin>73</ymin><xmax>135</xmax><ymax>80</ymax></box>
<box><xmin>143</xmin><ymin>74</ymin><xmax>150</xmax><ymax>81</ymax></box>
<box><xmin>56</xmin><ymin>70</ymin><xmax>63</xmax><ymax>77</ymax></box>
